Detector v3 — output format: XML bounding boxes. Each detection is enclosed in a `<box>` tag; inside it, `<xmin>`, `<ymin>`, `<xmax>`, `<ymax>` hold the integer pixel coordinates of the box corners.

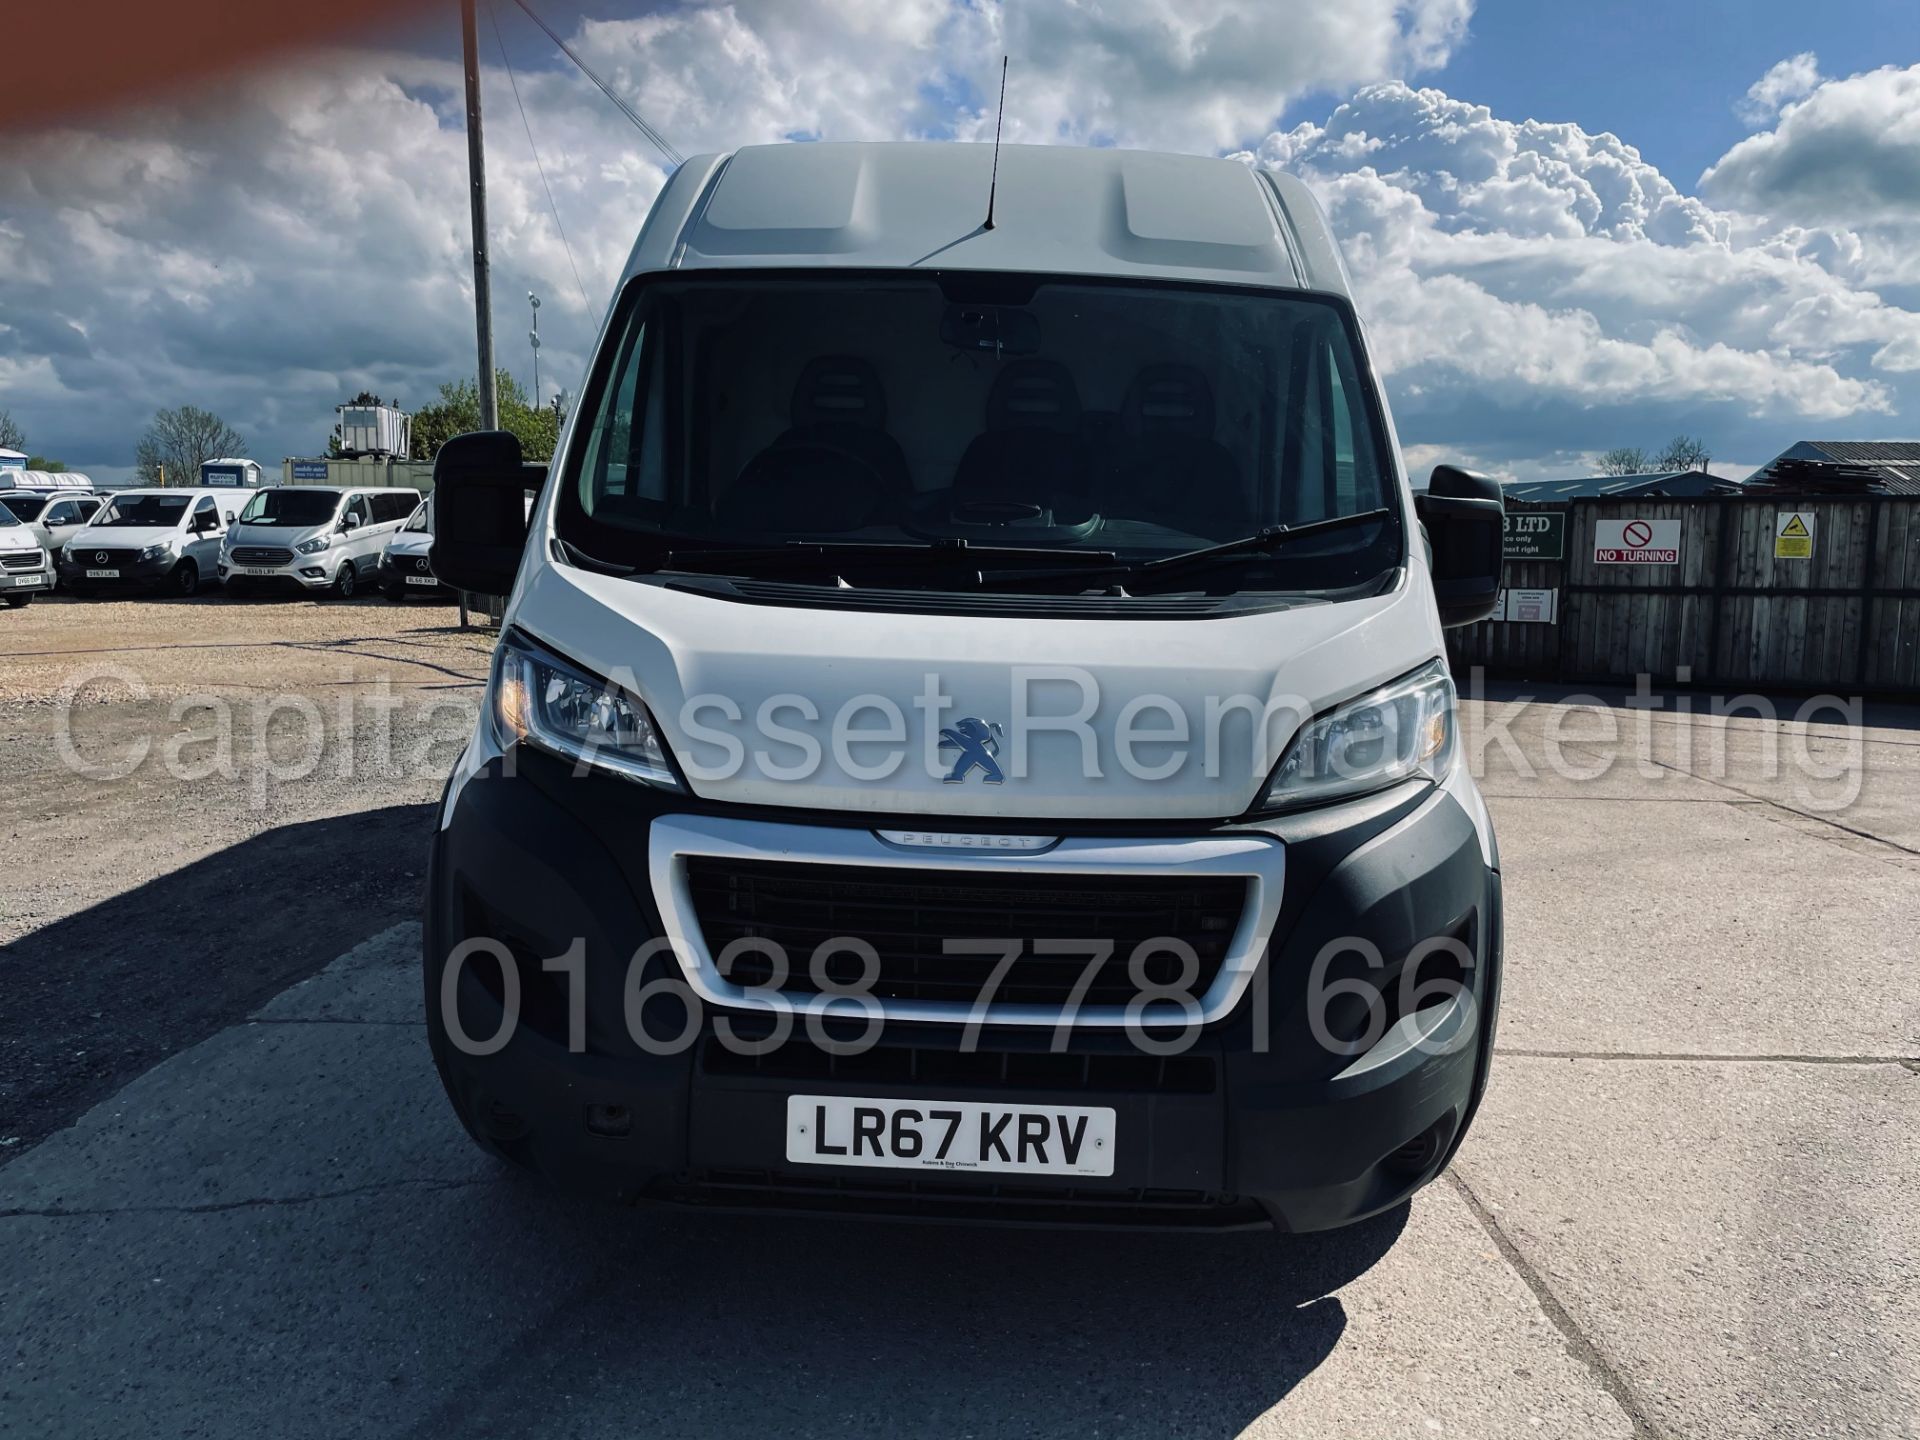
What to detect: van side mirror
<box><xmin>1414</xmin><ymin>465</ymin><xmax>1504</xmax><ymax>628</ymax></box>
<box><xmin>427</xmin><ymin>431</ymin><xmax>549</xmax><ymax>596</ymax></box>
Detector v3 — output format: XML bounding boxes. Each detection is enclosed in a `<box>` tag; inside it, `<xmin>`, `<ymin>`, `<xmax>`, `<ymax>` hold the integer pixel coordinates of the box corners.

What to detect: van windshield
<box><xmin>240</xmin><ymin>489</ymin><xmax>341</xmax><ymax>526</ymax></box>
<box><xmin>1</xmin><ymin>495</ymin><xmax>46</xmax><ymax>522</ymax></box>
<box><xmin>558</xmin><ymin>274</ymin><xmax>1402</xmax><ymax>596</ymax></box>
<box><xmin>94</xmin><ymin>494</ymin><xmax>189</xmax><ymax>527</ymax></box>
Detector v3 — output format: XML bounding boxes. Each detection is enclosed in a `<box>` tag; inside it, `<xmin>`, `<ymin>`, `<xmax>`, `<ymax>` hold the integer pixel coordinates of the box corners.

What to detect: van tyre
<box><xmin>4</xmin><ymin>593</ymin><xmax>33</xmax><ymax>609</ymax></box>
<box><xmin>170</xmin><ymin>560</ymin><xmax>199</xmax><ymax>598</ymax></box>
<box><xmin>332</xmin><ymin>562</ymin><xmax>358</xmax><ymax>600</ymax></box>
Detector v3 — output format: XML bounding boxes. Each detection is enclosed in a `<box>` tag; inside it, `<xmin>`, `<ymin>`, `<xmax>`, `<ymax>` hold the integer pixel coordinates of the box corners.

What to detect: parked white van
<box><xmin>58</xmin><ymin>488</ymin><xmax>237</xmax><ymax>597</ymax></box>
<box><xmin>0</xmin><ymin>502</ymin><xmax>53</xmax><ymax>607</ymax></box>
<box><xmin>377</xmin><ymin>497</ymin><xmax>451</xmax><ymax>601</ymax></box>
<box><xmin>0</xmin><ymin>488</ymin><xmax>105</xmax><ymax>573</ymax></box>
<box><xmin>219</xmin><ymin>486</ymin><xmax>420</xmax><ymax>598</ymax></box>
<box><xmin>422</xmin><ymin>142</ymin><xmax>1506</xmax><ymax>1233</ymax></box>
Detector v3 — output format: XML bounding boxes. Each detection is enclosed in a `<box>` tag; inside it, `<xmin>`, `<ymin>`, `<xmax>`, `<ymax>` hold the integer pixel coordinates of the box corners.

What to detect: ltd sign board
<box><xmin>1594</xmin><ymin>518</ymin><xmax>1680</xmax><ymax>565</ymax></box>
<box><xmin>1503</xmin><ymin>510</ymin><xmax>1565</xmax><ymax>560</ymax></box>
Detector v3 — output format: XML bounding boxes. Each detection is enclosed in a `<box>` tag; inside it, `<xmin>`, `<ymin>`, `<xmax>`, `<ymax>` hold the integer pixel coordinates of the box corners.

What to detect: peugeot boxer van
<box><xmin>219</xmin><ymin>485</ymin><xmax>420</xmax><ymax>597</ymax></box>
<box><xmin>423</xmin><ymin>142</ymin><xmax>1506</xmax><ymax>1232</ymax></box>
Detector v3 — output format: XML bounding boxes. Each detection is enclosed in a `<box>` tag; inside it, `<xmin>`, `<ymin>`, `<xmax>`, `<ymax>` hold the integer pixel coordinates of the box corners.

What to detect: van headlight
<box><xmin>490</xmin><ymin>630</ymin><xmax>682</xmax><ymax>789</ymax></box>
<box><xmin>138</xmin><ymin>541</ymin><xmax>174</xmax><ymax>562</ymax></box>
<box><xmin>295</xmin><ymin>535</ymin><xmax>332</xmax><ymax>554</ymax></box>
<box><xmin>1257</xmin><ymin>661</ymin><xmax>1456</xmax><ymax>813</ymax></box>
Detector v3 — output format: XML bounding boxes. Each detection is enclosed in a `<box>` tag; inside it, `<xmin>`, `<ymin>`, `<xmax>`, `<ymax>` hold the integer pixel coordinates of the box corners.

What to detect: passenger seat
<box><xmin>1116</xmin><ymin>364</ymin><xmax>1246</xmax><ymax>536</ymax></box>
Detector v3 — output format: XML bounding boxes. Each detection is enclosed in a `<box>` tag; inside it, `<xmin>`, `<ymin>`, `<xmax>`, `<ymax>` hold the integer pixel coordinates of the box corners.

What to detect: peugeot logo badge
<box><xmin>939</xmin><ymin>717</ymin><xmax>1005</xmax><ymax>784</ymax></box>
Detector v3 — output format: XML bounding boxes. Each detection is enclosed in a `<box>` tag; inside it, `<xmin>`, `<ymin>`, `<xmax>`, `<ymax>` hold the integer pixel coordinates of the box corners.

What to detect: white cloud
<box><xmin>2</xmin><ymin>5</ymin><xmax>1917</xmax><ymax>486</ymax></box>
<box><xmin>1235</xmin><ymin>82</ymin><xmax>1920</xmax><ymax>472</ymax></box>
<box><xmin>1704</xmin><ymin>62</ymin><xmax>1920</xmax><ymax>225</ymax></box>
<box><xmin>0</xmin><ymin>0</ymin><xmax>1471</xmax><ymax>473</ymax></box>
<box><xmin>1737</xmin><ymin>52</ymin><xmax>1823</xmax><ymax>126</ymax></box>
<box><xmin>971</xmin><ymin>0</ymin><xmax>1472</xmax><ymax>150</ymax></box>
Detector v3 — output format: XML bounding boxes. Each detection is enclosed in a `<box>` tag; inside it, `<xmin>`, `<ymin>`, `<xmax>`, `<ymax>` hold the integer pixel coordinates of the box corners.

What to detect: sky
<box><xmin>3</xmin><ymin>0</ymin><xmax>1919</xmax><ymax>485</ymax></box>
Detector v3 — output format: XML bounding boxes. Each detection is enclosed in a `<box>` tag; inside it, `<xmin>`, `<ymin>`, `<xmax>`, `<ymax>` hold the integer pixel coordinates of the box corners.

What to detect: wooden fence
<box><xmin>1447</xmin><ymin>495</ymin><xmax>1920</xmax><ymax>693</ymax></box>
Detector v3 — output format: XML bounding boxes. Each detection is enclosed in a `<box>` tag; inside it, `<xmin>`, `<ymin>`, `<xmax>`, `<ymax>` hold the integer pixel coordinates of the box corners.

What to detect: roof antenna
<box><xmin>983</xmin><ymin>55</ymin><xmax>1008</xmax><ymax>231</ymax></box>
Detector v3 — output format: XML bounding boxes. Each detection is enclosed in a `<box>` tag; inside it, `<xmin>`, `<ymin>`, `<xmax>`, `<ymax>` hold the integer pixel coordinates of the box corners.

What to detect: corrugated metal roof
<box><xmin>1756</xmin><ymin>441</ymin><xmax>1920</xmax><ymax>495</ymax></box>
<box><xmin>1501</xmin><ymin>470</ymin><xmax>1727</xmax><ymax>502</ymax></box>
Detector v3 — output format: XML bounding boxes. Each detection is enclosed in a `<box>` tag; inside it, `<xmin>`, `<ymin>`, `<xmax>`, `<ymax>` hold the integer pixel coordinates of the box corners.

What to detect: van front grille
<box><xmin>684</xmin><ymin>858</ymin><xmax>1245</xmax><ymax>1009</ymax></box>
<box><xmin>77</xmin><ymin>548</ymin><xmax>137</xmax><ymax>568</ymax></box>
<box><xmin>1</xmin><ymin>552</ymin><xmax>43</xmax><ymax>572</ymax></box>
<box><xmin>232</xmin><ymin>546</ymin><xmax>294</xmax><ymax>566</ymax></box>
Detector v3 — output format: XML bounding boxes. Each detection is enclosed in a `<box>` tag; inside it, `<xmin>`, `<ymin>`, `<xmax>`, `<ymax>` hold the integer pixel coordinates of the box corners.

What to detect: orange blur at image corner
<box><xmin>8</xmin><ymin>0</ymin><xmax>447</xmax><ymax>133</ymax></box>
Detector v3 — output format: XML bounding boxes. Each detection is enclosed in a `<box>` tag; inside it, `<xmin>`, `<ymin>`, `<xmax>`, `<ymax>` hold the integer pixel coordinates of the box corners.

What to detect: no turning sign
<box><xmin>1594</xmin><ymin>518</ymin><xmax>1680</xmax><ymax>565</ymax></box>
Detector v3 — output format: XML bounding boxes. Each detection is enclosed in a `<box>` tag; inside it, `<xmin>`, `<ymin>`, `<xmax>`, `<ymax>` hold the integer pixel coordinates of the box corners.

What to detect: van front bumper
<box><xmin>218</xmin><ymin>560</ymin><xmax>336</xmax><ymax>590</ymax></box>
<box><xmin>424</xmin><ymin>750</ymin><xmax>1500</xmax><ymax>1232</ymax></box>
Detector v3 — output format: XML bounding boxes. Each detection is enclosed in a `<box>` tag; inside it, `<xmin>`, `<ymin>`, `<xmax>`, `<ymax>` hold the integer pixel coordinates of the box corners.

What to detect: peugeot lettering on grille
<box><xmin>939</xmin><ymin>717</ymin><xmax>1005</xmax><ymax>784</ymax></box>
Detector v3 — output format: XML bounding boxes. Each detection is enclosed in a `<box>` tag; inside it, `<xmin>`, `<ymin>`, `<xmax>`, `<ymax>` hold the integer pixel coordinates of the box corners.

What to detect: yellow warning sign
<box><xmin>1775</xmin><ymin>511</ymin><xmax>1815</xmax><ymax>560</ymax></box>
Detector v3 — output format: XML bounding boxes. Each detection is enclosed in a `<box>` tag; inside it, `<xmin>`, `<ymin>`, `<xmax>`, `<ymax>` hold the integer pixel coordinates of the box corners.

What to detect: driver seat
<box><xmin>721</xmin><ymin>356</ymin><xmax>911</xmax><ymax>532</ymax></box>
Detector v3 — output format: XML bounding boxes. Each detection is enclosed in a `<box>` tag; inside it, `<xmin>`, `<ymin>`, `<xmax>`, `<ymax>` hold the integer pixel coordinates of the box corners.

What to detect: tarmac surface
<box><xmin>2</xmin><ymin>595</ymin><xmax>1916</xmax><ymax>1437</ymax></box>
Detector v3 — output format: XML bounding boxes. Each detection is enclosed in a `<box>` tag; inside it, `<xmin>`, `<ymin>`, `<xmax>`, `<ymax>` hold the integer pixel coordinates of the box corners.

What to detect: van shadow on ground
<box><xmin>0</xmin><ymin>802</ymin><xmax>437</xmax><ymax>1154</ymax></box>
<box><xmin>399</xmin><ymin>1177</ymin><xmax>1408</xmax><ymax>1438</ymax></box>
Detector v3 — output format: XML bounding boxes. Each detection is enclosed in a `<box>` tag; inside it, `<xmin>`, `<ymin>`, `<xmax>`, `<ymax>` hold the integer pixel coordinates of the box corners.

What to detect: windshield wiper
<box><xmin>984</xmin><ymin>508</ymin><xmax>1395</xmax><ymax>593</ymax></box>
<box><xmin>658</xmin><ymin>537</ymin><xmax>1119</xmax><ymax>578</ymax></box>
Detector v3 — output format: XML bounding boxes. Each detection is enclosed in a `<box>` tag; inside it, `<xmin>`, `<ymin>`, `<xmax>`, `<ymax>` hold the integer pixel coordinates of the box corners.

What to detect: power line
<box><xmin>485</xmin><ymin>0</ymin><xmax>590</xmax><ymax>309</ymax></box>
<box><xmin>508</xmin><ymin>0</ymin><xmax>684</xmax><ymax>169</ymax></box>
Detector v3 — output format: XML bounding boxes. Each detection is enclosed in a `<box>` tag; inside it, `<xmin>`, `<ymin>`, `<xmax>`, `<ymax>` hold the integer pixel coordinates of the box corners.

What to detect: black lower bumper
<box><xmin>424</xmin><ymin>751</ymin><xmax>1500</xmax><ymax>1232</ymax></box>
<box><xmin>57</xmin><ymin>555</ymin><xmax>174</xmax><ymax>590</ymax></box>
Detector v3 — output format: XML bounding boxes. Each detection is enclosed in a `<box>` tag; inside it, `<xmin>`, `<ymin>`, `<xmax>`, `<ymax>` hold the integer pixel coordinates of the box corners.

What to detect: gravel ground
<box><xmin>0</xmin><ymin>590</ymin><xmax>493</xmax><ymax>703</ymax></box>
<box><xmin>0</xmin><ymin>590</ymin><xmax>496</xmax><ymax>1151</ymax></box>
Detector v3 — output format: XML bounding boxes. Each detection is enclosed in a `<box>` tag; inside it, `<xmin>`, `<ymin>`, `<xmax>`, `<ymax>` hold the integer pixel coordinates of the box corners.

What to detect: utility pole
<box><xmin>528</xmin><ymin>291</ymin><xmax>542</xmax><ymax>409</ymax></box>
<box><xmin>460</xmin><ymin>0</ymin><xmax>497</xmax><ymax>432</ymax></box>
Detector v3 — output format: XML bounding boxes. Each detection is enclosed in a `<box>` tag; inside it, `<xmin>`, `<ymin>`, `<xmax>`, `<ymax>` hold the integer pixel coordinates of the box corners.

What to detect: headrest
<box><xmin>1125</xmin><ymin>364</ymin><xmax>1215</xmax><ymax>437</ymax></box>
<box><xmin>987</xmin><ymin>359</ymin><xmax>1081</xmax><ymax>432</ymax></box>
<box><xmin>791</xmin><ymin>355</ymin><xmax>886</xmax><ymax>428</ymax></box>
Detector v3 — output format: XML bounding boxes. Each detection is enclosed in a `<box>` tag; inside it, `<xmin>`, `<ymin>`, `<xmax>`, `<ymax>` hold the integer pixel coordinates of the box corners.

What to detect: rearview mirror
<box><xmin>1414</xmin><ymin>465</ymin><xmax>1504</xmax><ymax>628</ymax></box>
<box><xmin>427</xmin><ymin>431</ymin><xmax>548</xmax><ymax>596</ymax></box>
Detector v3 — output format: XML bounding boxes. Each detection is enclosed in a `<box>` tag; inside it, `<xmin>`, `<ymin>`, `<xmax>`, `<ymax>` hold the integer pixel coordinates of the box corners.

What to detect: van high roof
<box><xmin>626</xmin><ymin>142</ymin><xmax>1349</xmax><ymax>295</ymax></box>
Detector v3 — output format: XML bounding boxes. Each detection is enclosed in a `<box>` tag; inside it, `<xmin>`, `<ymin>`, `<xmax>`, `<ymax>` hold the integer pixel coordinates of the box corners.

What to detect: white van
<box><xmin>0</xmin><ymin>488</ymin><xmax>105</xmax><ymax>572</ymax></box>
<box><xmin>421</xmin><ymin>142</ymin><xmax>1506</xmax><ymax>1233</ymax></box>
<box><xmin>58</xmin><ymin>488</ymin><xmax>237</xmax><ymax>597</ymax></box>
<box><xmin>0</xmin><ymin>502</ymin><xmax>53</xmax><ymax>607</ymax></box>
<box><xmin>376</xmin><ymin>497</ymin><xmax>452</xmax><ymax>601</ymax></box>
<box><xmin>219</xmin><ymin>485</ymin><xmax>420</xmax><ymax>598</ymax></box>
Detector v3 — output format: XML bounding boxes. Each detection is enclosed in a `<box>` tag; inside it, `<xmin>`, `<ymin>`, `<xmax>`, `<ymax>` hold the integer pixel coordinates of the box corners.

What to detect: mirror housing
<box><xmin>1414</xmin><ymin>465</ymin><xmax>1504</xmax><ymax>628</ymax></box>
<box><xmin>427</xmin><ymin>430</ymin><xmax>548</xmax><ymax>596</ymax></box>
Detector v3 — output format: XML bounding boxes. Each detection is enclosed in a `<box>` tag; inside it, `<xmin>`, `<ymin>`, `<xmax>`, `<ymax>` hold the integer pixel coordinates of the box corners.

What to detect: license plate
<box><xmin>786</xmin><ymin>1094</ymin><xmax>1116</xmax><ymax>1177</ymax></box>
<box><xmin>4</xmin><ymin>574</ymin><xmax>44</xmax><ymax>587</ymax></box>
<box><xmin>240</xmin><ymin>567</ymin><xmax>280</xmax><ymax>576</ymax></box>
<box><xmin>405</xmin><ymin>574</ymin><xmax>438</xmax><ymax>586</ymax></box>
<box><xmin>86</xmin><ymin>569</ymin><xmax>119</xmax><ymax>579</ymax></box>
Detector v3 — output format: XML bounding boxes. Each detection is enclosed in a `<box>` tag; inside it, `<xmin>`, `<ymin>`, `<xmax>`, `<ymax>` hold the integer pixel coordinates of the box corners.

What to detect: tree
<box><xmin>0</xmin><ymin>409</ymin><xmax>24</xmax><ymax>452</ymax></box>
<box><xmin>1597</xmin><ymin>446</ymin><xmax>1649</xmax><ymax>476</ymax></box>
<box><xmin>26</xmin><ymin>456</ymin><xmax>67</xmax><ymax>472</ymax></box>
<box><xmin>134</xmin><ymin>406</ymin><xmax>246</xmax><ymax>486</ymax></box>
<box><xmin>1653</xmin><ymin>434</ymin><xmax>1711</xmax><ymax>472</ymax></box>
<box><xmin>411</xmin><ymin>369</ymin><xmax>567</xmax><ymax>463</ymax></box>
